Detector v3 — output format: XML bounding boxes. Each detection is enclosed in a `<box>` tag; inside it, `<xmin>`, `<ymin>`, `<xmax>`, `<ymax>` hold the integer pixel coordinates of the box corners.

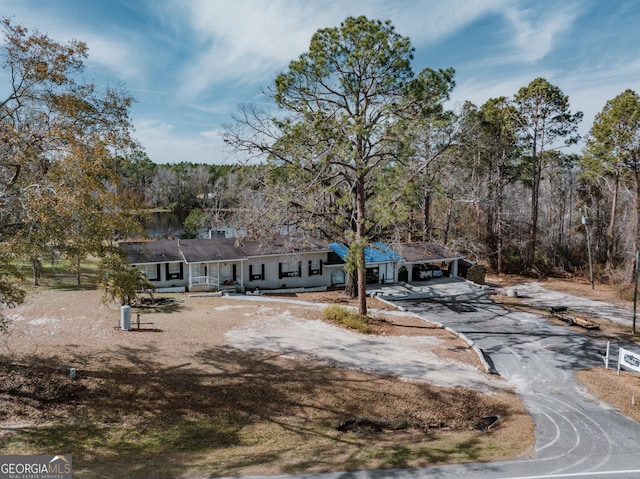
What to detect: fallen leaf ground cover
<box><xmin>1</xmin><ymin>285</ymin><xmax>533</xmax><ymax>478</ymax></box>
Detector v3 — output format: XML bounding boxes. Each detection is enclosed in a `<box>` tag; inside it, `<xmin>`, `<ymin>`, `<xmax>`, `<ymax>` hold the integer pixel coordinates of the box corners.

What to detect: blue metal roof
<box><xmin>371</xmin><ymin>242</ymin><xmax>402</xmax><ymax>262</ymax></box>
<box><xmin>328</xmin><ymin>242</ymin><xmax>349</xmax><ymax>260</ymax></box>
<box><xmin>328</xmin><ymin>242</ymin><xmax>401</xmax><ymax>264</ymax></box>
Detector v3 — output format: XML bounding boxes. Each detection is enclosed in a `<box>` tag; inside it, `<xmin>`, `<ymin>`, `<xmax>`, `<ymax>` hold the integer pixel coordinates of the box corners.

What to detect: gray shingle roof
<box><xmin>390</xmin><ymin>242</ymin><xmax>463</xmax><ymax>263</ymax></box>
<box><xmin>119</xmin><ymin>238</ymin><xmax>461</xmax><ymax>266</ymax></box>
<box><xmin>119</xmin><ymin>238</ymin><xmax>246</xmax><ymax>265</ymax></box>
<box><xmin>178</xmin><ymin>238</ymin><xmax>246</xmax><ymax>263</ymax></box>
<box><xmin>119</xmin><ymin>241</ymin><xmax>184</xmax><ymax>264</ymax></box>
<box><xmin>238</xmin><ymin>234</ymin><xmax>331</xmax><ymax>257</ymax></box>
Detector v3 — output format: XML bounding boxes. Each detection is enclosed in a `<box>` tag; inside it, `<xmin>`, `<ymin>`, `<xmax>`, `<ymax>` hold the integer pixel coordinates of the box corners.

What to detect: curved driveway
<box><xmin>221</xmin><ymin>280</ymin><xmax>640</xmax><ymax>479</ymax></box>
<box><xmin>384</xmin><ymin>280</ymin><xmax>640</xmax><ymax>478</ymax></box>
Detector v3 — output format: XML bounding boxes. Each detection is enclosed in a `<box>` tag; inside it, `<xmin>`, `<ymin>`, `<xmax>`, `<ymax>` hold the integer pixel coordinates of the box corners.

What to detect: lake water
<box><xmin>143</xmin><ymin>211</ymin><xmax>242</xmax><ymax>239</ymax></box>
<box><xmin>144</xmin><ymin>210</ymin><xmax>188</xmax><ymax>238</ymax></box>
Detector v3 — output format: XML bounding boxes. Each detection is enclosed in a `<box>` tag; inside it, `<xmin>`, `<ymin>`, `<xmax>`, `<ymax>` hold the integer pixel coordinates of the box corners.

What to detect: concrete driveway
<box><xmin>379</xmin><ymin>279</ymin><xmax>640</xmax><ymax>478</ymax></box>
<box><xmin>221</xmin><ymin>279</ymin><xmax>640</xmax><ymax>479</ymax></box>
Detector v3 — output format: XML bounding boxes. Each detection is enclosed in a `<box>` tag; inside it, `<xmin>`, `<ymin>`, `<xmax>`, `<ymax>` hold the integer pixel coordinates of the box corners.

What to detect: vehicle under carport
<box><xmin>391</xmin><ymin>241</ymin><xmax>464</xmax><ymax>284</ymax></box>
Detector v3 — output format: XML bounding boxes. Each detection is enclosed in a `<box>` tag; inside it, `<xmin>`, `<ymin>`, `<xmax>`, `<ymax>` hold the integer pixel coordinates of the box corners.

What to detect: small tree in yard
<box><xmin>0</xmin><ymin>246</ymin><xmax>25</xmax><ymax>334</ymax></box>
<box><xmin>98</xmin><ymin>251</ymin><xmax>155</xmax><ymax>306</ymax></box>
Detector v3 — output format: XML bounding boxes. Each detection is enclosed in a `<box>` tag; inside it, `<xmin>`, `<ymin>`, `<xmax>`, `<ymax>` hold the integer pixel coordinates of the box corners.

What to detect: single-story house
<box><xmin>238</xmin><ymin>235</ymin><xmax>333</xmax><ymax>291</ymax></box>
<box><xmin>119</xmin><ymin>236</ymin><xmax>467</xmax><ymax>293</ymax></box>
<box><xmin>119</xmin><ymin>234</ymin><xmax>333</xmax><ymax>293</ymax></box>
<box><xmin>119</xmin><ymin>238</ymin><xmax>246</xmax><ymax>293</ymax></box>
<box><xmin>178</xmin><ymin>238</ymin><xmax>247</xmax><ymax>292</ymax></box>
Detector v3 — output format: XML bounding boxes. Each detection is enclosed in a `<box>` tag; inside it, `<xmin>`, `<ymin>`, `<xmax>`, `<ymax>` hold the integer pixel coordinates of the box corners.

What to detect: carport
<box><xmin>390</xmin><ymin>242</ymin><xmax>464</xmax><ymax>283</ymax></box>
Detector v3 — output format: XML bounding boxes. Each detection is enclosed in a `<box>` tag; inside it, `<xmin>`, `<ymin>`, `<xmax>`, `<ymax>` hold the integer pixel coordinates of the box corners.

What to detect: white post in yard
<box><xmin>120</xmin><ymin>305</ymin><xmax>131</xmax><ymax>331</ymax></box>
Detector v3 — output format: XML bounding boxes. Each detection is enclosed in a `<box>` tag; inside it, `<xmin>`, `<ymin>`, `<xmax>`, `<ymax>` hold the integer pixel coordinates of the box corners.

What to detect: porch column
<box><xmin>451</xmin><ymin>259</ymin><xmax>459</xmax><ymax>278</ymax></box>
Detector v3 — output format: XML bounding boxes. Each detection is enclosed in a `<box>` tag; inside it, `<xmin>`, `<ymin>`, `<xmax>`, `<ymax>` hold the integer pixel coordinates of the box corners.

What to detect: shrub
<box><xmin>322</xmin><ymin>305</ymin><xmax>371</xmax><ymax>333</ymax></box>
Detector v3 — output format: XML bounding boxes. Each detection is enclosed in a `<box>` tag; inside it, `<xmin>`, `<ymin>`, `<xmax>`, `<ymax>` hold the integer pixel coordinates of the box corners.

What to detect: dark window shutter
<box><xmin>298</xmin><ymin>261</ymin><xmax>302</xmax><ymax>277</ymax></box>
<box><xmin>261</xmin><ymin>264</ymin><xmax>265</xmax><ymax>280</ymax></box>
<box><xmin>278</xmin><ymin>263</ymin><xmax>283</xmax><ymax>279</ymax></box>
<box><xmin>156</xmin><ymin>264</ymin><xmax>161</xmax><ymax>280</ymax></box>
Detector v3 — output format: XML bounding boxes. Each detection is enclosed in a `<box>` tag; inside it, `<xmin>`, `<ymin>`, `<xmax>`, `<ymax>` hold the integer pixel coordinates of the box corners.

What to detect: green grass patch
<box><xmin>322</xmin><ymin>304</ymin><xmax>372</xmax><ymax>333</ymax></box>
<box><xmin>16</xmin><ymin>255</ymin><xmax>100</xmax><ymax>290</ymax></box>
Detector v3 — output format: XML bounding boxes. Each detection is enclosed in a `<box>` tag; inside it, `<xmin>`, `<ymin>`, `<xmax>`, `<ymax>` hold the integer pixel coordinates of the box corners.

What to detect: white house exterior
<box><xmin>239</xmin><ymin>236</ymin><xmax>332</xmax><ymax>291</ymax></box>
<box><xmin>119</xmin><ymin>235</ymin><xmax>333</xmax><ymax>293</ymax></box>
<box><xmin>119</xmin><ymin>236</ymin><xmax>466</xmax><ymax>293</ymax></box>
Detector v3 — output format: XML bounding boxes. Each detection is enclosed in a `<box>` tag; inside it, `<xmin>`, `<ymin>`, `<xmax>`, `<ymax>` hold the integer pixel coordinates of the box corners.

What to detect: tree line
<box><xmin>222</xmin><ymin>16</ymin><xmax>640</xmax><ymax>314</ymax></box>
<box><xmin>2</xmin><ymin>16</ymin><xmax>640</xmax><ymax>319</ymax></box>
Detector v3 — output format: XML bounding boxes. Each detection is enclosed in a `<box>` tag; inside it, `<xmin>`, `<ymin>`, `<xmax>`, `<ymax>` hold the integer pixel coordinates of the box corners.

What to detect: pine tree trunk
<box><xmin>606</xmin><ymin>172</ymin><xmax>619</xmax><ymax>270</ymax></box>
<box><xmin>356</xmin><ymin>174</ymin><xmax>367</xmax><ymax>316</ymax></box>
<box><xmin>527</xmin><ymin>141</ymin><xmax>541</xmax><ymax>269</ymax></box>
<box><xmin>422</xmin><ymin>188</ymin><xmax>431</xmax><ymax>241</ymax></box>
<box><xmin>496</xmin><ymin>152</ymin><xmax>506</xmax><ymax>275</ymax></box>
<box><xmin>633</xmin><ymin>167</ymin><xmax>640</xmax><ymax>283</ymax></box>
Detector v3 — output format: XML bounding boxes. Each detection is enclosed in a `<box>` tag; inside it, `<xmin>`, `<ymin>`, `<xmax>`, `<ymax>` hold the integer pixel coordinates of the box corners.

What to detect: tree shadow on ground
<box><xmin>0</xmin><ymin>345</ymin><xmax>526</xmax><ymax>478</ymax></box>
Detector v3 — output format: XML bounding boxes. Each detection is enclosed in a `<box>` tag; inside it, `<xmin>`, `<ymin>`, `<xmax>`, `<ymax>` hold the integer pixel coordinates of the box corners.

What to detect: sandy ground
<box><xmin>225</xmin><ymin>298</ymin><xmax>502</xmax><ymax>391</ymax></box>
<box><xmin>2</xmin><ymin>288</ymin><xmax>500</xmax><ymax>392</ymax></box>
<box><xmin>3</xmin><ymin>277</ymin><xmax>637</xmax><ymax>398</ymax></box>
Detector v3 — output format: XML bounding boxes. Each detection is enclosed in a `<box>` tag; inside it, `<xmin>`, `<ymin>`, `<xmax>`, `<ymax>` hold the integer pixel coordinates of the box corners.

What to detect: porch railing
<box><xmin>190</xmin><ymin>276</ymin><xmax>218</xmax><ymax>287</ymax></box>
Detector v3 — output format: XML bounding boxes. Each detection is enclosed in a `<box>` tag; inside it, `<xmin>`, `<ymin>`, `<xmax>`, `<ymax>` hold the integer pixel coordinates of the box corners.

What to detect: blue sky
<box><xmin>2</xmin><ymin>0</ymin><xmax>639</xmax><ymax>164</ymax></box>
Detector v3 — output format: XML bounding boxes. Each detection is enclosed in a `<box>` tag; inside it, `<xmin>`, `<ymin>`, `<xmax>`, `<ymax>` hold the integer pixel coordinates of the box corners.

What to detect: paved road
<box><xmin>221</xmin><ymin>281</ymin><xmax>640</xmax><ymax>479</ymax></box>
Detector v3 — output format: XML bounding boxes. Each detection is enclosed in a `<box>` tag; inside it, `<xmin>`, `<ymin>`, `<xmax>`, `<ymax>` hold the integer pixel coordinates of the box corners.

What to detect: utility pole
<box><xmin>633</xmin><ymin>250</ymin><xmax>639</xmax><ymax>335</ymax></box>
<box><xmin>581</xmin><ymin>207</ymin><xmax>594</xmax><ymax>290</ymax></box>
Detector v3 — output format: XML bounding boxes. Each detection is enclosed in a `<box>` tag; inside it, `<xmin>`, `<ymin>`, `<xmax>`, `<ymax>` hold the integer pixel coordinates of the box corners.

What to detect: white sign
<box><xmin>618</xmin><ymin>347</ymin><xmax>640</xmax><ymax>374</ymax></box>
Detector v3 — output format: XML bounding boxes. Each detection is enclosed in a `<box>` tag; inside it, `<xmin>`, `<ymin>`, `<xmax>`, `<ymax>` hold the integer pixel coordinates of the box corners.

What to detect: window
<box><xmin>366</xmin><ymin>267</ymin><xmax>379</xmax><ymax>284</ymax></box>
<box><xmin>166</xmin><ymin>262</ymin><xmax>183</xmax><ymax>280</ymax></box>
<box><xmin>141</xmin><ymin>264</ymin><xmax>160</xmax><ymax>281</ymax></box>
<box><xmin>279</xmin><ymin>261</ymin><xmax>301</xmax><ymax>279</ymax></box>
<box><xmin>308</xmin><ymin>259</ymin><xmax>323</xmax><ymax>276</ymax></box>
<box><xmin>249</xmin><ymin>264</ymin><xmax>265</xmax><ymax>281</ymax></box>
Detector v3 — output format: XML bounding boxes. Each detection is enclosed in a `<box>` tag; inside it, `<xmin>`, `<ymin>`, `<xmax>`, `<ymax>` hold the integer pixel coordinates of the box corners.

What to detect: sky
<box><xmin>1</xmin><ymin>0</ymin><xmax>639</xmax><ymax>164</ymax></box>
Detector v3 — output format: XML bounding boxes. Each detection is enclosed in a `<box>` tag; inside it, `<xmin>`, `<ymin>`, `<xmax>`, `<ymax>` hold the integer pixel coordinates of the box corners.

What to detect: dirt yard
<box><xmin>1</xmin><ymin>287</ymin><xmax>533</xmax><ymax>478</ymax></box>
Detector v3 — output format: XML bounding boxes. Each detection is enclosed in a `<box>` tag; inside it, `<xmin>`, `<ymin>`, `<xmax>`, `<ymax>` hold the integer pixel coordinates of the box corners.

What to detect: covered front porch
<box><xmin>187</xmin><ymin>260</ymin><xmax>245</xmax><ymax>292</ymax></box>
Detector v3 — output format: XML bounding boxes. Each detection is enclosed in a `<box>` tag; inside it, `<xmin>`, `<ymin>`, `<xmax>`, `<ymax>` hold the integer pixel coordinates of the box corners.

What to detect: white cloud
<box><xmin>176</xmin><ymin>0</ymin><xmax>322</xmax><ymax>97</ymax></box>
<box><xmin>135</xmin><ymin>119</ymin><xmax>230</xmax><ymax>164</ymax></box>
<box><xmin>80</xmin><ymin>33</ymin><xmax>144</xmax><ymax>81</ymax></box>
<box><xmin>503</xmin><ymin>3</ymin><xmax>583</xmax><ymax>63</ymax></box>
<box><xmin>391</xmin><ymin>0</ymin><xmax>509</xmax><ymax>43</ymax></box>
<box><xmin>174</xmin><ymin>0</ymin><xmax>510</xmax><ymax>99</ymax></box>
<box><xmin>0</xmin><ymin>1</ymin><xmax>145</xmax><ymax>81</ymax></box>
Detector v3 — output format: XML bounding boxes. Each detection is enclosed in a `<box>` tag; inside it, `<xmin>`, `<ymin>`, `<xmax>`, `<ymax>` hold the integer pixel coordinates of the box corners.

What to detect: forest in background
<box><xmin>2</xmin><ymin>15</ymin><xmax>640</xmax><ymax>320</ymax></box>
<box><xmin>124</xmin><ymin>84</ymin><xmax>638</xmax><ymax>291</ymax></box>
